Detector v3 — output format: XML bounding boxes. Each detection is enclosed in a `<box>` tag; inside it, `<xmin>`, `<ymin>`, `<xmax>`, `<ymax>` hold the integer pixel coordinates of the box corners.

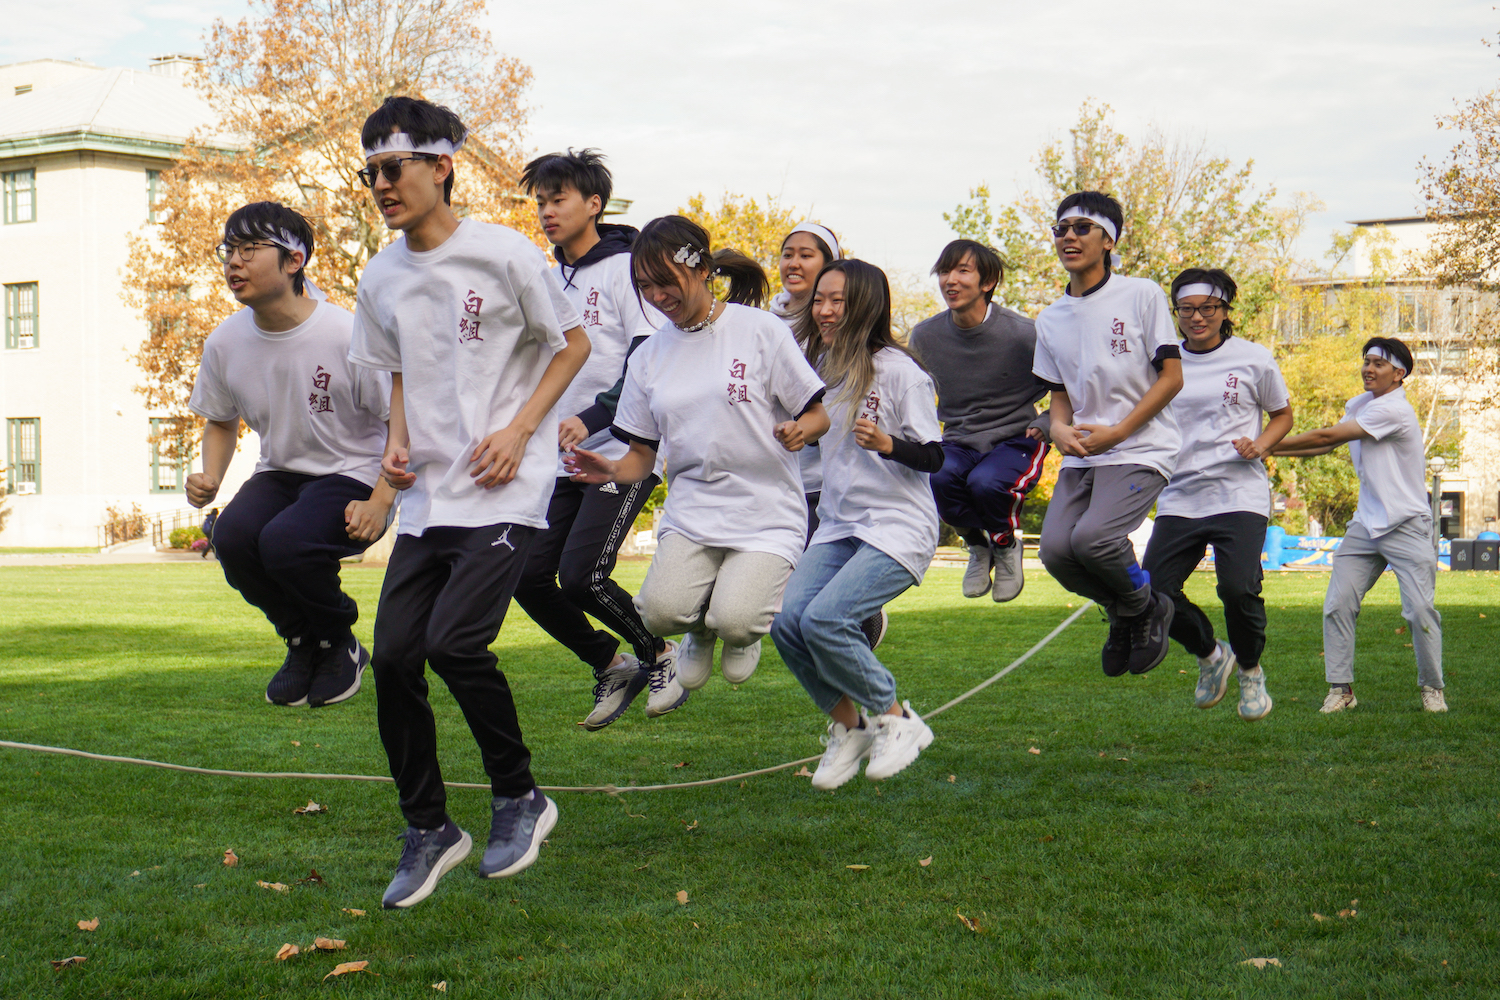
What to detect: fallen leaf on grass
<box><xmin>1480</xmin><ymin>613</ymin><xmax>1487</xmax><ymax>619</ymax></box>
<box><xmin>955</xmin><ymin>910</ymin><xmax>982</xmax><ymax>933</ymax></box>
<box><xmin>793</xmin><ymin>766</ymin><xmax>814</xmax><ymax>778</ymax></box>
<box><xmin>297</xmin><ymin>869</ymin><xmax>325</xmax><ymax>885</ymax></box>
<box><xmin>275</xmin><ymin>943</ymin><xmax>300</xmax><ymax>961</ymax></box>
<box><xmin>1028</xmin><ymin>747</ymin><xmax>1041</xmax><ymax>755</ymax></box>
<box><xmin>50</xmin><ymin>956</ymin><xmax>87</xmax><ymax>969</ymax></box>
<box><xmin>323</xmin><ymin>960</ymin><xmax>373</xmax><ymax>981</ymax></box>
<box><xmin>313</xmin><ymin>938</ymin><xmax>346</xmax><ymax>951</ymax></box>
<box><xmin>293</xmin><ymin>800</ymin><xmax>327</xmax><ymax>815</ymax></box>
<box><xmin>433</xmin><ymin>983</ymin><xmax>447</xmax><ymax>993</ymax></box>
<box><xmin>691</xmin><ymin>921</ymin><xmax>700</xmax><ymax>929</ymax></box>
<box><xmin>680</xmin><ymin>819</ymin><xmax>699</xmax><ymax>832</ymax></box>
<box><xmin>673</xmin><ymin>761</ymin><xmax>690</xmax><ymax>769</ymax></box>
<box><xmin>632</xmin><ymin>863</ymin><xmax>650</xmax><ymax>872</ymax></box>
<box><xmin>341</xmin><ymin>908</ymin><xmax>366</xmax><ymax>917</ymax></box>
<box><xmin>1040</xmin><ymin>835</ymin><xmax>1055</xmax><ymax>843</ymax></box>
<box><xmin>947</xmin><ymin>775</ymin><xmax>956</xmax><ymax>783</ymax></box>
<box><xmin>1241</xmin><ymin>957</ymin><xmax>1282</xmax><ymax>969</ymax></box>
<box><xmin>1179</xmin><ymin>669</ymin><xmax>1188</xmax><ymax>674</ymax></box>
<box><xmin>1403</xmin><ymin>643</ymin><xmax>1413</xmax><ymax>648</ymax></box>
<box><xmin>223</xmin><ymin>849</ymin><xmax>239</xmax><ymax>867</ymax></box>
<box><xmin>1395</xmin><ymin>626</ymin><xmax>1407</xmax><ymax>635</ymax></box>
<box><xmin>1312</xmin><ymin>912</ymin><xmax>1327</xmax><ymax>922</ymax></box>
<box><xmin>676</xmin><ymin>890</ymin><xmax>689</xmax><ymax>905</ymax></box>
<box><xmin>193</xmin><ymin>884</ymin><xmax>206</xmax><ymax>888</ymax></box>
<box><xmin>291</xmin><ymin>741</ymin><xmax>301</xmax><ymax>747</ymax></box>
<box><xmin>129</xmin><ymin>871</ymin><xmax>141</xmax><ymax>877</ymax></box>
<box><xmin>919</xmin><ymin>856</ymin><xmax>933</xmax><ymax>867</ymax></box>
<box><xmin>846</xmin><ymin>865</ymin><xmax>870</xmax><ymax>871</ymax></box>
<box><xmin>1337</xmin><ymin>909</ymin><xmax>1357</xmax><ymax>918</ymax></box>
<box><xmin>77</xmin><ymin>919</ymin><xmax>98</xmax><ymax>932</ymax></box>
<box><xmin>256</xmin><ymin>880</ymin><xmax>290</xmax><ymax>893</ymax></box>
<box><xmin>1117</xmin><ymin>757</ymin><xmax>1130</xmax><ymax>762</ymax></box>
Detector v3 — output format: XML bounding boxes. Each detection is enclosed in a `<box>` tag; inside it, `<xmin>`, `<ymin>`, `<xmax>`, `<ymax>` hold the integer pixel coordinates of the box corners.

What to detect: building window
<box><xmin>6</xmin><ymin>418</ymin><xmax>40</xmax><ymax>494</ymax></box>
<box><xmin>3</xmin><ymin>169</ymin><xmax>35</xmax><ymax>224</ymax></box>
<box><xmin>1397</xmin><ymin>292</ymin><xmax>1430</xmax><ymax>335</ymax></box>
<box><xmin>4</xmin><ymin>282</ymin><xmax>38</xmax><ymax>349</ymax></box>
<box><xmin>150</xmin><ymin>417</ymin><xmax>193</xmax><ymax>492</ymax></box>
<box><xmin>147</xmin><ymin>169</ymin><xmax>161</xmax><ymax>224</ymax></box>
<box><xmin>14</xmin><ymin>84</ymin><xmax>32</xmax><ymax>96</ymax></box>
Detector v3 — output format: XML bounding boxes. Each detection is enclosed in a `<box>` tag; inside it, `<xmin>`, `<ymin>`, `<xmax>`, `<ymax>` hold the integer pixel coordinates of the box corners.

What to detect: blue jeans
<box><xmin>771</xmin><ymin>538</ymin><xmax>916</xmax><ymax>715</ymax></box>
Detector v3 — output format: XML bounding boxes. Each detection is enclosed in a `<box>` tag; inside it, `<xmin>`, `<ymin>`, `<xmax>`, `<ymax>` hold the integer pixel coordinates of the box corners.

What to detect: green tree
<box><xmin>677</xmin><ymin>192</ymin><xmax>801</xmax><ymax>298</ymax></box>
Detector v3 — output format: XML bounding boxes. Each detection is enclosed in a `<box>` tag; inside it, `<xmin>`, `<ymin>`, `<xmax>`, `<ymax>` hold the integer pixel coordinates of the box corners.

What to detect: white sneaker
<box><xmin>865</xmin><ymin>701</ymin><xmax>934</xmax><ymax>780</ymax></box>
<box><xmin>1420</xmin><ymin>685</ymin><xmax>1448</xmax><ymax>713</ymax></box>
<box><xmin>720</xmin><ymin>639</ymin><xmax>761</xmax><ymax>684</ymax></box>
<box><xmin>811</xmin><ymin>718</ymin><xmax>875</xmax><ymax>791</ymax></box>
<box><xmin>676</xmin><ymin>632</ymin><xmax>715</xmax><ymax>691</ymax></box>
<box><xmin>962</xmin><ymin>542</ymin><xmax>992</xmax><ymax>598</ymax></box>
<box><xmin>1320</xmin><ymin>686</ymin><xmax>1357</xmax><ymax>713</ymax></box>
<box><xmin>1237</xmin><ymin>667</ymin><xmax>1272</xmax><ymax>721</ymax></box>
<box><xmin>1195</xmin><ymin>640</ymin><xmax>1237</xmax><ymax>709</ymax></box>
<box><xmin>581</xmin><ymin>655</ymin><xmax>647</xmax><ymax>731</ymax></box>
<box><xmin>644</xmin><ymin>641</ymin><xmax>689</xmax><ymax>718</ymax></box>
<box><xmin>990</xmin><ymin>536</ymin><xmax>1024</xmax><ymax>603</ymax></box>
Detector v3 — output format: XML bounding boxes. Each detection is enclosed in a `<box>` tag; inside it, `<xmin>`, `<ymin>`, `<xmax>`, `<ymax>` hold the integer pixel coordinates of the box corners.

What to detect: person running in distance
<box><xmin>909</xmin><ymin>239</ymin><xmax>1050</xmax><ymax>603</ymax></box>
<box><xmin>512</xmin><ymin>148</ymin><xmax>686</xmax><ymax>731</ymax></box>
<box><xmin>1142</xmin><ymin>269</ymin><xmax>1293</xmax><ymax>721</ymax></box>
<box><xmin>1032</xmin><ymin>191</ymin><xmax>1184</xmax><ymax>677</ymax></box>
<box><xmin>771</xmin><ymin>259</ymin><xmax>945</xmax><ymax>789</ymax></box>
<box><xmin>186</xmin><ymin>201</ymin><xmax>395</xmax><ymax>710</ymax></box>
<box><xmin>566</xmin><ymin>216</ymin><xmax>830</xmax><ymax>692</ymax></box>
<box><xmin>348</xmin><ymin>96</ymin><xmax>591</xmax><ymax>909</ymax></box>
<box><xmin>1271</xmin><ymin>337</ymin><xmax>1445</xmax><ymax>714</ymax></box>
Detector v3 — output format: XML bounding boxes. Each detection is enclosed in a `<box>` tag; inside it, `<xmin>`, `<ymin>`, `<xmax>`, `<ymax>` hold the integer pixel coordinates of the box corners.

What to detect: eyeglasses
<box><xmin>214</xmin><ymin>240</ymin><xmax>274</xmax><ymax>263</ymax></box>
<box><xmin>356</xmin><ymin>154</ymin><xmax>437</xmax><ymax>188</ymax></box>
<box><xmin>1050</xmin><ymin>221</ymin><xmax>1105</xmax><ymax>238</ymax></box>
<box><xmin>1173</xmin><ymin>303</ymin><xmax>1226</xmax><ymax>318</ymax></box>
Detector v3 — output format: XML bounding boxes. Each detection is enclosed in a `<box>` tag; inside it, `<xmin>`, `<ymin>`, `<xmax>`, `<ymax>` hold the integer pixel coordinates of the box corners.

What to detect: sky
<box><xmin>7</xmin><ymin>0</ymin><xmax>1496</xmax><ymax>281</ymax></box>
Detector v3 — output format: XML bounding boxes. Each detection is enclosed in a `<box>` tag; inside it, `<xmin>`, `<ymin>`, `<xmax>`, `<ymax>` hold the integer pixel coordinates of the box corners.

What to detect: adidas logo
<box><xmin>599</xmin><ymin>482</ymin><xmax>619</xmax><ymax>495</ymax></box>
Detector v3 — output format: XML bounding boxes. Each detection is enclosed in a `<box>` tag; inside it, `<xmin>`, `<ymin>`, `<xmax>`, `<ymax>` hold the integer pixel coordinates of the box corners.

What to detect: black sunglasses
<box><xmin>1050</xmin><ymin>221</ymin><xmax>1106</xmax><ymax>238</ymax></box>
<box><xmin>356</xmin><ymin>154</ymin><xmax>438</xmax><ymax>188</ymax></box>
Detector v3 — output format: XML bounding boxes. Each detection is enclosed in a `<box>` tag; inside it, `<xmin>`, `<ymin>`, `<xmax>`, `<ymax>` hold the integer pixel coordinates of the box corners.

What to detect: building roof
<box><xmin>1348</xmin><ymin>216</ymin><xmax>1428</xmax><ymax>227</ymax></box>
<box><xmin>0</xmin><ymin>62</ymin><xmax>221</xmax><ymax>159</ymax></box>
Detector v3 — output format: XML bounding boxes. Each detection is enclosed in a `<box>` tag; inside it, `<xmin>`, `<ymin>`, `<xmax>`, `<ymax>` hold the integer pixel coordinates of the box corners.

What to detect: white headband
<box><xmin>226</xmin><ymin>224</ymin><xmax>327</xmax><ymax>301</ymax></box>
<box><xmin>1056</xmin><ymin>210</ymin><xmax>1118</xmax><ymax>242</ymax></box>
<box><xmin>1365</xmin><ymin>346</ymin><xmax>1407</xmax><ymax>375</ymax></box>
<box><xmin>363</xmin><ymin>131</ymin><xmax>465</xmax><ymax>160</ymax></box>
<box><xmin>786</xmin><ymin>222</ymin><xmax>842</xmax><ymax>260</ymax></box>
<box><xmin>1175</xmin><ymin>282</ymin><xmax>1231</xmax><ymax>303</ymax></box>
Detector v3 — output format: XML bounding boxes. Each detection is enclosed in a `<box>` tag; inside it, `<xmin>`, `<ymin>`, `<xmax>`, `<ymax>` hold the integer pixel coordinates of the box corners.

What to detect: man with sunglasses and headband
<box><xmin>188</xmin><ymin>201</ymin><xmax>396</xmax><ymax>711</ymax></box>
<box><xmin>347</xmin><ymin>96</ymin><xmax>591</xmax><ymax>909</ymax></box>
<box><xmin>1032</xmin><ymin>191</ymin><xmax>1184</xmax><ymax>678</ymax></box>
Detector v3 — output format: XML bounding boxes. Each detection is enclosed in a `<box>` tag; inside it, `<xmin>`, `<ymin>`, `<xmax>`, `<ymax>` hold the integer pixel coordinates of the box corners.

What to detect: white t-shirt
<box><xmin>811</xmin><ymin>348</ymin><xmax>942</xmax><ymax>582</ymax></box>
<box><xmin>1033</xmin><ymin>273</ymin><xmax>1182</xmax><ymax>479</ymax></box>
<box><xmin>553</xmin><ymin>251</ymin><xmax>663</xmax><ymax>475</ymax></box>
<box><xmin>348</xmin><ymin>220</ymin><xmax>581</xmax><ymax>536</ymax></box>
<box><xmin>1345</xmin><ymin>387</ymin><xmax>1429</xmax><ymax>536</ymax></box>
<box><xmin>614</xmin><ymin>302</ymin><xmax>826</xmax><ymax>565</ymax></box>
<box><xmin>768</xmin><ymin>295</ymin><xmax>823</xmax><ymax>495</ymax></box>
<box><xmin>190</xmin><ymin>302</ymin><xmax>389</xmax><ymax>486</ymax></box>
<box><xmin>1156</xmin><ymin>336</ymin><xmax>1290</xmax><ymax>518</ymax></box>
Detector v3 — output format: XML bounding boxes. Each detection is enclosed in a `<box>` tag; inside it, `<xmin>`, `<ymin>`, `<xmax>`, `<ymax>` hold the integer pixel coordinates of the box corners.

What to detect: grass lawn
<box><xmin>0</xmin><ymin>561</ymin><xmax>1496</xmax><ymax>999</ymax></box>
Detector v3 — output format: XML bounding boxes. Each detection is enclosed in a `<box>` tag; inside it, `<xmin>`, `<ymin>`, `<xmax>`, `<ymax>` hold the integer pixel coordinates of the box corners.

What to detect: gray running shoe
<box><xmin>381</xmin><ymin>822</ymin><xmax>471</xmax><ymax>909</ymax></box>
<box><xmin>990</xmin><ymin>536</ymin><xmax>1024</xmax><ymax>603</ymax></box>
<box><xmin>582</xmin><ymin>656</ymin><xmax>647</xmax><ymax>731</ymax></box>
<box><xmin>480</xmin><ymin>792</ymin><xmax>558</xmax><ymax>879</ymax></box>
<box><xmin>676</xmin><ymin>631</ymin><xmax>715</xmax><ymax>690</ymax></box>
<box><xmin>644</xmin><ymin>642</ymin><xmax>689</xmax><ymax>718</ymax></box>
<box><xmin>265</xmin><ymin>637</ymin><xmax>315</xmax><ymax>706</ymax></box>
<box><xmin>962</xmin><ymin>542</ymin><xmax>993</xmax><ymax>598</ymax></box>
<box><xmin>1194</xmin><ymin>639</ymin><xmax>1237</xmax><ymax>709</ymax></box>
<box><xmin>1238</xmin><ymin>668</ymin><xmax>1273</xmax><ymax>721</ymax></box>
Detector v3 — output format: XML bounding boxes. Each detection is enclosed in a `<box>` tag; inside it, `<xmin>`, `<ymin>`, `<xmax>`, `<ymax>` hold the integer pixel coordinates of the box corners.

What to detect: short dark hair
<box><xmin>1057</xmin><ymin>191</ymin><xmax>1124</xmax><ymax>244</ymax></box>
<box><xmin>521</xmin><ymin>148</ymin><xmax>612</xmax><ymax>222</ymax></box>
<box><xmin>1170</xmin><ymin>267</ymin><xmax>1239</xmax><ymax>338</ymax></box>
<box><xmin>931</xmin><ymin>239</ymin><xmax>1004</xmax><ymax>303</ymax></box>
<box><xmin>360</xmin><ymin>96</ymin><xmax>467</xmax><ymax>204</ymax></box>
<box><xmin>1362</xmin><ymin>336</ymin><xmax>1414</xmax><ymax>381</ymax></box>
<box><xmin>224</xmin><ymin>201</ymin><xmax>314</xmax><ymax>296</ymax></box>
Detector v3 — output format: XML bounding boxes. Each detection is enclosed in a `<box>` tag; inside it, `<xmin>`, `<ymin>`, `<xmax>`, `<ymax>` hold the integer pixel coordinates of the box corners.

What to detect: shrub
<box><xmin>169</xmin><ymin>525</ymin><xmax>206</xmax><ymax>549</ymax></box>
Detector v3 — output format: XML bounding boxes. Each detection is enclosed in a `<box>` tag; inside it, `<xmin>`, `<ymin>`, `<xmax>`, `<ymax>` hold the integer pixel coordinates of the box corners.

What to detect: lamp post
<box><xmin>1427</xmin><ymin>454</ymin><xmax>1448</xmax><ymax>557</ymax></box>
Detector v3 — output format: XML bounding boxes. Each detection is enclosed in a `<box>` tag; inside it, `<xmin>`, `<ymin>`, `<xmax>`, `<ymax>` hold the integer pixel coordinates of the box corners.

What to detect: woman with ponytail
<box><xmin>566</xmin><ymin>216</ymin><xmax>830</xmax><ymax>691</ymax></box>
<box><xmin>771</xmin><ymin>260</ymin><xmax>945</xmax><ymax>790</ymax></box>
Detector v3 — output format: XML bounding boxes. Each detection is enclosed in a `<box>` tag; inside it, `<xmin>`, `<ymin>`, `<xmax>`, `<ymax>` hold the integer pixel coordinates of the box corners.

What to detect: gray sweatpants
<box><xmin>634</xmin><ymin>532</ymin><xmax>793</xmax><ymax>648</ymax></box>
<box><xmin>1323</xmin><ymin>516</ymin><xmax>1443</xmax><ymax>689</ymax></box>
<box><xmin>1039</xmin><ymin>464</ymin><xmax>1166</xmax><ymax>618</ymax></box>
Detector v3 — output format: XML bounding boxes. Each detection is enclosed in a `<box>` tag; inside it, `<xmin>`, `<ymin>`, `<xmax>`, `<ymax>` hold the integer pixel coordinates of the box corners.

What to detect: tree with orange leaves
<box><xmin>123</xmin><ymin>0</ymin><xmax>539</xmax><ymax>459</ymax></box>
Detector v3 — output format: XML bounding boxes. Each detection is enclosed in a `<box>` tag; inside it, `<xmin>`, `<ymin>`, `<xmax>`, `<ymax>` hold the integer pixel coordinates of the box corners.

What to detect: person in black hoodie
<box><xmin>513</xmin><ymin>148</ymin><xmax>686</xmax><ymax>730</ymax></box>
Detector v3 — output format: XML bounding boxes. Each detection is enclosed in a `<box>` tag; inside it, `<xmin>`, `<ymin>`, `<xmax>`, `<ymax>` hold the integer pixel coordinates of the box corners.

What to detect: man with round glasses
<box><xmin>188</xmin><ymin>201</ymin><xmax>396</xmax><ymax>710</ymax></box>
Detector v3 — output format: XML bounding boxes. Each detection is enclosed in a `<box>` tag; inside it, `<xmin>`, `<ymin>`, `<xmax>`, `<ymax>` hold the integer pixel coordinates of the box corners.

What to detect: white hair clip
<box><xmin>673</xmin><ymin>245</ymin><xmax>702</xmax><ymax>268</ymax></box>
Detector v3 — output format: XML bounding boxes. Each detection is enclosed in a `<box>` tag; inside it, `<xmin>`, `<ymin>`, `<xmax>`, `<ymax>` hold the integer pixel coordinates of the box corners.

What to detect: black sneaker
<box><xmin>1126</xmin><ymin>591</ymin><xmax>1176</xmax><ymax>675</ymax></box>
<box><xmin>1101</xmin><ymin>617</ymin><xmax>1131</xmax><ymax>677</ymax></box>
<box><xmin>308</xmin><ymin>635</ymin><xmax>369</xmax><ymax>708</ymax></box>
<box><xmin>381</xmin><ymin>822</ymin><xmax>472</xmax><ymax>909</ymax></box>
<box><xmin>860</xmin><ymin>608</ymin><xmax>889</xmax><ymax>651</ymax></box>
<box><xmin>479</xmin><ymin>791</ymin><xmax>557</xmax><ymax>879</ymax></box>
<box><xmin>265</xmin><ymin>637</ymin><xmax>315</xmax><ymax>706</ymax></box>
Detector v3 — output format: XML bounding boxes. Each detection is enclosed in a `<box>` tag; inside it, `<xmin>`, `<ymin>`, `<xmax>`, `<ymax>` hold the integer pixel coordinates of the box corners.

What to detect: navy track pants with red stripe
<box><xmin>930</xmin><ymin>436</ymin><xmax>1048</xmax><ymax>547</ymax></box>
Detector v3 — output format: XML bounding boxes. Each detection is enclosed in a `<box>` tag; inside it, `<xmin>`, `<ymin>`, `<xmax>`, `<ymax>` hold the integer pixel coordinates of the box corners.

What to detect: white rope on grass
<box><xmin>0</xmin><ymin>601</ymin><xmax>1093</xmax><ymax>795</ymax></box>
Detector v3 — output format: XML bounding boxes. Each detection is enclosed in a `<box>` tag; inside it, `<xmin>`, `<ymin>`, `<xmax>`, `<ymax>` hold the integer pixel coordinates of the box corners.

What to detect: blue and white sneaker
<box><xmin>381</xmin><ymin>822</ymin><xmax>472</xmax><ymax>909</ymax></box>
<box><xmin>479</xmin><ymin>791</ymin><xmax>557</xmax><ymax>879</ymax></box>
<box><xmin>1238</xmin><ymin>667</ymin><xmax>1272</xmax><ymax>721</ymax></box>
<box><xmin>582</xmin><ymin>656</ymin><xmax>648</xmax><ymax>731</ymax></box>
<box><xmin>644</xmin><ymin>641</ymin><xmax>690</xmax><ymax>718</ymax></box>
<box><xmin>1195</xmin><ymin>639</ymin><xmax>1237</xmax><ymax>709</ymax></box>
<box><xmin>308</xmin><ymin>635</ymin><xmax>369</xmax><ymax>708</ymax></box>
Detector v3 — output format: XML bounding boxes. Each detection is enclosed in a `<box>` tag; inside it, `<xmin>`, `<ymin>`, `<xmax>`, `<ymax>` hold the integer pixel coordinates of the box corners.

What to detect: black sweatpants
<box><xmin>373</xmin><ymin>523</ymin><xmax>538</xmax><ymax>828</ymax></box>
<box><xmin>1141</xmin><ymin>512</ymin><xmax>1269</xmax><ymax>668</ymax></box>
<box><xmin>212</xmin><ymin>471</ymin><xmax>372</xmax><ymax>643</ymax></box>
<box><xmin>514</xmin><ymin>476</ymin><xmax>661</xmax><ymax>675</ymax></box>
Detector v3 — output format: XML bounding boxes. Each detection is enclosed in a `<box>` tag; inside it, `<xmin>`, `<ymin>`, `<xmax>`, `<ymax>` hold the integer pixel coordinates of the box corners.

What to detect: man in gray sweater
<box><xmin>908</xmin><ymin>240</ymin><xmax>1050</xmax><ymax>601</ymax></box>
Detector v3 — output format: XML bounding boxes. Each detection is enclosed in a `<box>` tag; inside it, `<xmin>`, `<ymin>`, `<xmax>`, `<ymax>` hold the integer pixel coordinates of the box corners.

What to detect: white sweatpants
<box><xmin>1323</xmin><ymin>516</ymin><xmax>1442</xmax><ymax>689</ymax></box>
<box><xmin>634</xmin><ymin>532</ymin><xmax>792</xmax><ymax>649</ymax></box>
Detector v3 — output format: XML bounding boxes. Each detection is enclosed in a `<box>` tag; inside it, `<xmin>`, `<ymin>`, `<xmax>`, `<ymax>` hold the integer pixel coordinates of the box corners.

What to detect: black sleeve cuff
<box><xmin>1152</xmin><ymin>344</ymin><xmax>1181</xmax><ymax>372</ymax></box>
<box><xmin>610</xmin><ymin>426</ymin><xmax>660</xmax><ymax>451</ymax></box>
<box><xmin>578</xmin><ymin>402</ymin><xmax>614</xmax><ymax>437</ymax></box>
<box><xmin>882</xmin><ymin>436</ymin><xmax>946</xmax><ymax>473</ymax></box>
<box><xmin>795</xmin><ymin>386</ymin><xmax>827</xmax><ymax>419</ymax></box>
<box><xmin>1035</xmin><ymin>375</ymin><xmax>1066</xmax><ymax>392</ymax></box>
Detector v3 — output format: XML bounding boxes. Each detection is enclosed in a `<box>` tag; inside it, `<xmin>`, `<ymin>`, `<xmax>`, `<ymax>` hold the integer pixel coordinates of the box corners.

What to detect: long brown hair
<box><xmin>631</xmin><ymin>215</ymin><xmax>769</xmax><ymax>308</ymax></box>
<box><xmin>794</xmin><ymin>259</ymin><xmax>922</xmax><ymax>419</ymax></box>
